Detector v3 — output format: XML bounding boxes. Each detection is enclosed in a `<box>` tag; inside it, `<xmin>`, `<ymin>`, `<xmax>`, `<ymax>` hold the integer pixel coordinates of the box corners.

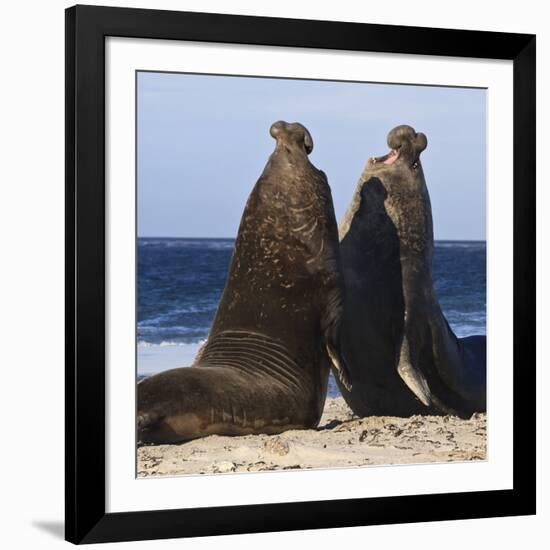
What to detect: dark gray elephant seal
<box><xmin>337</xmin><ymin>125</ymin><xmax>486</xmax><ymax>418</ymax></box>
<box><xmin>138</xmin><ymin>121</ymin><xmax>351</xmax><ymax>443</ymax></box>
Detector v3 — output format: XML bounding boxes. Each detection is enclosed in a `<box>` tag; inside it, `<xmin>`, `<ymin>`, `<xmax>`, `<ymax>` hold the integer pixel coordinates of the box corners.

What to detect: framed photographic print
<box><xmin>65</xmin><ymin>5</ymin><xmax>536</xmax><ymax>544</ymax></box>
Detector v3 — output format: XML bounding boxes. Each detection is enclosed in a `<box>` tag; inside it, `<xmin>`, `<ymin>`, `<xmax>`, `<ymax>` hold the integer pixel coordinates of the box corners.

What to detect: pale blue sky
<box><xmin>137</xmin><ymin>72</ymin><xmax>486</xmax><ymax>240</ymax></box>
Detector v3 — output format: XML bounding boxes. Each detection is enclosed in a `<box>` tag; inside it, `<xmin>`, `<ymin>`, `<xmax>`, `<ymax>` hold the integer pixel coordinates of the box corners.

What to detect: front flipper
<box><xmin>397</xmin><ymin>362</ymin><xmax>431</xmax><ymax>407</ymax></box>
<box><xmin>321</xmin><ymin>279</ymin><xmax>353</xmax><ymax>392</ymax></box>
<box><xmin>326</xmin><ymin>341</ymin><xmax>352</xmax><ymax>392</ymax></box>
<box><xmin>397</xmin><ymin>334</ymin><xmax>462</xmax><ymax>415</ymax></box>
<box><xmin>397</xmin><ymin>335</ymin><xmax>432</xmax><ymax>407</ymax></box>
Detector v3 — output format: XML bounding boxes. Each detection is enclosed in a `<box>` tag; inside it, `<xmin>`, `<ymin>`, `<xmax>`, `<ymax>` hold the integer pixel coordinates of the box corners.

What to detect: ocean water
<box><xmin>137</xmin><ymin>238</ymin><xmax>486</xmax><ymax>397</ymax></box>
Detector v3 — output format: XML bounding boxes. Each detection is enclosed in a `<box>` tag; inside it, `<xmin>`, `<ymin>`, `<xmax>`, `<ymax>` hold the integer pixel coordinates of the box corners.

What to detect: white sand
<box><xmin>138</xmin><ymin>397</ymin><xmax>486</xmax><ymax>477</ymax></box>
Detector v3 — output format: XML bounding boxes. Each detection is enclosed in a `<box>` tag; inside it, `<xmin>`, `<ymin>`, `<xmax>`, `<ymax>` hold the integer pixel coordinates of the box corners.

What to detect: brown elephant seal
<box><xmin>337</xmin><ymin>125</ymin><xmax>486</xmax><ymax>418</ymax></box>
<box><xmin>138</xmin><ymin>121</ymin><xmax>351</xmax><ymax>443</ymax></box>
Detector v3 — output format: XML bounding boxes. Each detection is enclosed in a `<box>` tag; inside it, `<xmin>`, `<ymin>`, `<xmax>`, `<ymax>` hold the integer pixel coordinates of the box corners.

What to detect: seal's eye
<box><xmin>412</xmin><ymin>160</ymin><xmax>419</xmax><ymax>170</ymax></box>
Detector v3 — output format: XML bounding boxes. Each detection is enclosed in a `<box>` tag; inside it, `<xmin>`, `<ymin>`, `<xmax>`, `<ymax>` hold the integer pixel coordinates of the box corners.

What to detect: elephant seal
<box><xmin>138</xmin><ymin>121</ymin><xmax>351</xmax><ymax>443</ymax></box>
<box><xmin>337</xmin><ymin>125</ymin><xmax>486</xmax><ymax>418</ymax></box>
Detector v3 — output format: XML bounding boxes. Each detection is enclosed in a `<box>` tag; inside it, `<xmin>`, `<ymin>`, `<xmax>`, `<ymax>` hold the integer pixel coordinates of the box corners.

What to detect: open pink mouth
<box><xmin>371</xmin><ymin>147</ymin><xmax>420</xmax><ymax>169</ymax></box>
<box><xmin>383</xmin><ymin>149</ymin><xmax>400</xmax><ymax>165</ymax></box>
<box><xmin>371</xmin><ymin>148</ymin><xmax>400</xmax><ymax>166</ymax></box>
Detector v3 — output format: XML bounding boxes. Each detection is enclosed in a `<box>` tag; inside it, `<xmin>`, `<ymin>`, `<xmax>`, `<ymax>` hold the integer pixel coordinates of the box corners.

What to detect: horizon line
<box><xmin>137</xmin><ymin>236</ymin><xmax>487</xmax><ymax>242</ymax></box>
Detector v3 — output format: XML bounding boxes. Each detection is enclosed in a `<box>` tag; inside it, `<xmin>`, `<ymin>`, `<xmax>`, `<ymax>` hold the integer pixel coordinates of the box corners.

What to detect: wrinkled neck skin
<box><xmin>263</xmin><ymin>141</ymin><xmax>314</xmax><ymax>181</ymax></box>
<box><xmin>211</xmin><ymin>140</ymin><xmax>327</xmax><ymax>340</ymax></box>
<box><xmin>341</xmin><ymin>157</ymin><xmax>434</xmax><ymax>287</ymax></box>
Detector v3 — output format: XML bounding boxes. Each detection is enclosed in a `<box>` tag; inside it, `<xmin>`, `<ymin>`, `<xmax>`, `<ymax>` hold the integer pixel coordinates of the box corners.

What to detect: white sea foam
<box><xmin>137</xmin><ymin>339</ymin><xmax>207</xmax><ymax>348</ymax></box>
<box><xmin>137</xmin><ymin>340</ymin><xmax>206</xmax><ymax>376</ymax></box>
<box><xmin>137</xmin><ymin>324</ymin><xmax>212</xmax><ymax>334</ymax></box>
<box><xmin>453</xmin><ymin>326</ymin><xmax>487</xmax><ymax>338</ymax></box>
<box><xmin>434</xmin><ymin>241</ymin><xmax>486</xmax><ymax>249</ymax></box>
<box><xmin>137</xmin><ymin>306</ymin><xmax>217</xmax><ymax>326</ymax></box>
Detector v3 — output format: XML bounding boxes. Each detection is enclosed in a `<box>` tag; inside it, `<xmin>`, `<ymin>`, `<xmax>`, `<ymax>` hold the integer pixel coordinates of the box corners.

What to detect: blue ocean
<box><xmin>137</xmin><ymin>238</ymin><xmax>486</xmax><ymax>397</ymax></box>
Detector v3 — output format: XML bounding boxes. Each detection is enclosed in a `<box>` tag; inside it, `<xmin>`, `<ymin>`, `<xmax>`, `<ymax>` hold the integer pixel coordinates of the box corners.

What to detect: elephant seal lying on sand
<box><xmin>336</xmin><ymin>125</ymin><xmax>486</xmax><ymax>418</ymax></box>
<box><xmin>138</xmin><ymin>121</ymin><xmax>351</xmax><ymax>443</ymax></box>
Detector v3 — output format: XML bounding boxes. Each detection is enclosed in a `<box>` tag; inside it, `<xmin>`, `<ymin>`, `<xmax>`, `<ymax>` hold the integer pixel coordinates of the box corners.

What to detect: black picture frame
<box><xmin>65</xmin><ymin>4</ymin><xmax>536</xmax><ymax>544</ymax></box>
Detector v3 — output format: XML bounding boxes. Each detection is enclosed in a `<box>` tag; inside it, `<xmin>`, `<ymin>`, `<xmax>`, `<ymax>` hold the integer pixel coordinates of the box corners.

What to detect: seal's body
<box><xmin>337</xmin><ymin>125</ymin><xmax>486</xmax><ymax>418</ymax></box>
<box><xmin>138</xmin><ymin>121</ymin><xmax>350</xmax><ymax>443</ymax></box>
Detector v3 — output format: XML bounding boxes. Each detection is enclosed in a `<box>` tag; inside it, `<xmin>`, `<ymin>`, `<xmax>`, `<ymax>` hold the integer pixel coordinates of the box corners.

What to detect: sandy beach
<box><xmin>137</xmin><ymin>397</ymin><xmax>486</xmax><ymax>477</ymax></box>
